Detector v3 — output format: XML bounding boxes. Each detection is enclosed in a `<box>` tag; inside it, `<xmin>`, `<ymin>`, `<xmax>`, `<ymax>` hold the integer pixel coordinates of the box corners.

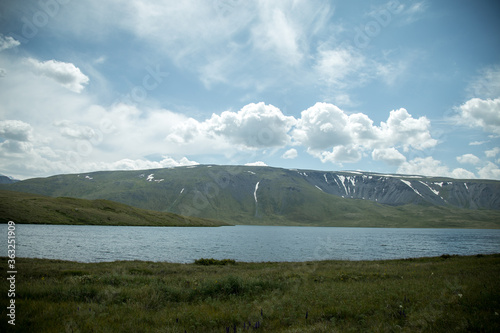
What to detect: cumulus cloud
<box><xmin>450</xmin><ymin>168</ymin><xmax>477</xmax><ymax>180</ymax></box>
<box><xmin>168</xmin><ymin>102</ymin><xmax>296</xmax><ymax>149</ymax></box>
<box><xmin>26</xmin><ymin>58</ymin><xmax>89</xmax><ymax>93</ymax></box>
<box><xmin>0</xmin><ymin>120</ymin><xmax>33</xmax><ymax>141</ymax></box>
<box><xmin>372</xmin><ymin>147</ymin><xmax>406</xmax><ymax>165</ymax></box>
<box><xmin>380</xmin><ymin>108</ymin><xmax>437</xmax><ymax>151</ymax></box>
<box><xmin>316</xmin><ymin>145</ymin><xmax>362</xmax><ymax>164</ymax></box>
<box><xmin>0</xmin><ymin>35</ymin><xmax>20</xmax><ymax>51</ymax></box>
<box><xmin>397</xmin><ymin>157</ymin><xmax>476</xmax><ymax>179</ymax></box>
<box><xmin>457</xmin><ymin>153</ymin><xmax>481</xmax><ymax>165</ymax></box>
<box><xmin>292</xmin><ymin>103</ymin><xmax>351</xmax><ymax>150</ymax></box>
<box><xmin>292</xmin><ymin>102</ymin><xmax>436</xmax><ymax>164</ymax></box>
<box><xmin>477</xmin><ymin>162</ymin><xmax>500</xmax><ymax>180</ymax></box>
<box><xmin>456</xmin><ymin>98</ymin><xmax>500</xmax><ymax>134</ymax></box>
<box><xmin>282</xmin><ymin>148</ymin><xmax>298</xmax><ymax>159</ymax></box>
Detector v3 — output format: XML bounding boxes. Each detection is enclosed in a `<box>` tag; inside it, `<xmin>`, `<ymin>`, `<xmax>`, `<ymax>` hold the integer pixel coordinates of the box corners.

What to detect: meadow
<box><xmin>1</xmin><ymin>254</ymin><xmax>499</xmax><ymax>332</ymax></box>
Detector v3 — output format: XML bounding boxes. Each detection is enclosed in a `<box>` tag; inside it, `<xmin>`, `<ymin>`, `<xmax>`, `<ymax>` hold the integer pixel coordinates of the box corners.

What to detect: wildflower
<box><xmin>458</xmin><ymin>293</ymin><xmax>463</xmax><ymax>298</ymax></box>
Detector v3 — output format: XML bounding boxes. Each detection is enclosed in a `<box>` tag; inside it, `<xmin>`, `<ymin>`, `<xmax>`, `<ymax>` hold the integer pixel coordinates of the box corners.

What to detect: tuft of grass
<box><xmin>0</xmin><ymin>255</ymin><xmax>499</xmax><ymax>332</ymax></box>
<box><xmin>194</xmin><ymin>258</ymin><xmax>236</xmax><ymax>266</ymax></box>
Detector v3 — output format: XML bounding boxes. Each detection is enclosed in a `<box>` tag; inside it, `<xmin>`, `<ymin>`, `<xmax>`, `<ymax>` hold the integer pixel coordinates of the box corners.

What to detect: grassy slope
<box><xmin>0</xmin><ymin>190</ymin><xmax>230</xmax><ymax>227</ymax></box>
<box><xmin>1</xmin><ymin>255</ymin><xmax>498</xmax><ymax>332</ymax></box>
<box><xmin>2</xmin><ymin>166</ymin><xmax>500</xmax><ymax>228</ymax></box>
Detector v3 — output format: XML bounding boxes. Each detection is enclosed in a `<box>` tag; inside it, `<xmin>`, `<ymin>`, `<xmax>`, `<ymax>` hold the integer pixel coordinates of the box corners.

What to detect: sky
<box><xmin>0</xmin><ymin>0</ymin><xmax>499</xmax><ymax>180</ymax></box>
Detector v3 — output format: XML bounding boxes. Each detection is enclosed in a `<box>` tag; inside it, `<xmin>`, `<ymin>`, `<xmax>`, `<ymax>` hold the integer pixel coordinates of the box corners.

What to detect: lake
<box><xmin>2</xmin><ymin>224</ymin><xmax>500</xmax><ymax>263</ymax></box>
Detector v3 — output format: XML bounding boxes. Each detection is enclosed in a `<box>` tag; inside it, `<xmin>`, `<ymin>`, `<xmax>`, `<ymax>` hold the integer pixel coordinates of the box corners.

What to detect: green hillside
<box><xmin>1</xmin><ymin>165</ymin><xmax>500</xmax><ymax>228</ymax></box>
<box><xmin>0</xmin><ymin>190</ymin><xmax>230</xmax><ymax>227</ymax></box>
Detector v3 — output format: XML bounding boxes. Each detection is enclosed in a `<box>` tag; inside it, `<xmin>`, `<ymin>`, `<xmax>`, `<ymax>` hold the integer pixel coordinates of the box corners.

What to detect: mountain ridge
<box><xmin>1</xmin><ymin>165</ymin><xmax>499</xmax><ymax>228</ymax></box>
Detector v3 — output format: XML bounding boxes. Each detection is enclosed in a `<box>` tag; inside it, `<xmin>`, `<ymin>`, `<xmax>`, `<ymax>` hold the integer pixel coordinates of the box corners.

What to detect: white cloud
<box><xmin>450</xmin><ymin>168</ymin><xmax>476</xmax><ymax>180</ymax></box>
<box><xmin>0</xmin><ymin>35</ymin><xmax>20</xmax><ymax>51</ymax></box>
<box><xmin>397</xmin><ymin>157</ymin><xmax>476</xmax><ymax>179</ymax></box>
<box><xmin>245</xmin><ymin>161</ymin><xmax>268</xmax><ymax>167</ymax></box>
<box><xmin>0</xmin><ymin>120</ymin><xmax>33</xmax><ymax>141</ymax></box>
<box><xmin>457</xmin><ymin>153</ymin><xmax>481</xmax><ymax>165</ymax></box>
<box><xmin>372</xmin><ymin>147</ymin><xmax>406</xmax><ymax>165</ymax></box>
<box><xmin>251</xmin><ymin>5</ymin><xmax>303</xmax><ymax>66</ymax></box>
<box><xmin>380</xmin><ymin>108</ymin><xmax>437</xmax><ymax>151</ymax></box>
<box><xmin>399</xmin><ymin>1</ymin><xmax>427</xmax><ymax>25</ymax></box>
<box><xmin>315</xmin><ymin>47</ymin><xmax>366</xmax><ymax>89</ymax></box>
<box><xmin>0</xmin><ymin>140</ymin><xmax>34</xmax><ymax>155</ymax></box>
<box><xmin>316</xmin><ymin>145</ymin><xmax>362</xmax><ymax>164</ymax></box>
<box><xmin>477</xmin><ymin>162</ymin><xmax>500</xmax><ymax>180</ymax></box>
<box><xmin>485</xmin><ymin>147</ymin><xmax>500</xmax><ymax>158</ymax></box>
<box><xmin>168</xmin><ymin>102</ymin><xmax>296</xmax><ymax>149</ymax></box>
<box><xmin>54</xmin><ymin>1</ymin><xmax>330</xmax><ymax>92</ymax></box>
<box><xmin>292</xmin><ymin>103</ymin><xmax>351</xmax><ymax>150</ymax></box>
<box><xmin>456</xmin><ymin>98</ymin><xmax>500</xmax><ymax>134</ymax></box>
<box><xmin>54</xmin><ymin>120</ymin><xmax>98</xmax><ymax>140</ymax></box>
<box><xmin>466</xmin><ymin>65</ymin><xmax>500</xmax><ymax>99</ymax></box>
<box><xmin>91</xmin><ymin>156</ymin><xmax>199</xmax><ymax>171</ymax></box>
<box><xmin>282</xmin><ymin>148</ymin><xmax>298</xmax><ymax>159</ymax></box>
<box><xmin>292</xmin><ymin>103</ymin><xmax>436</xmax><ymax>164</ymax></box>
<box><xmin>25</xmin><ymin>58</ymin><xmax>89</xmax><ymax>93</ymax></box>
<box><xmin>375</xmin><ymin>60</ymin><xmax>408</xmax><ymax>86</ymax></box>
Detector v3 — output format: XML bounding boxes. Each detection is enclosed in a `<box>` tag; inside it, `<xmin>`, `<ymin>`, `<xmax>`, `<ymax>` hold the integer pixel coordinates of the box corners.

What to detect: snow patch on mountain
<box><xmin>419</xmin><ymin>181</ymin><xmax>440</xmax><ymax>196</ymax></box>
<box><xmin>401</xmin><ymin>179</ymin><xmax>422</xmax><ymax>197</ymax></box>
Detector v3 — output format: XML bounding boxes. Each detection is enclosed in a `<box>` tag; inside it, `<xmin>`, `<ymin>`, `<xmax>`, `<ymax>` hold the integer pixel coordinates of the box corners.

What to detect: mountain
<box><xmin>1</xmin><ymin>165</ymin><xmax>499</xmax><ymax>228</ymax></box>
<box><xmin>0</xmin><ymin>190</ymin><xmax>229</xmax><ymax>226</ymax></box>
<box><xmin>0</xmin><ymin>175</ymin><xmax>19</xmax><ymax>184</ymax></box>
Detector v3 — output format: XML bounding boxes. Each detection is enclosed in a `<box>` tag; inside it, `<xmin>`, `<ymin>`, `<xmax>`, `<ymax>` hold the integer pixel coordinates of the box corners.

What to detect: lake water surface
<box><xmin>2</xmin><ymin>224</ymin><xmax>500</xmax><ymax>263</ymax></box>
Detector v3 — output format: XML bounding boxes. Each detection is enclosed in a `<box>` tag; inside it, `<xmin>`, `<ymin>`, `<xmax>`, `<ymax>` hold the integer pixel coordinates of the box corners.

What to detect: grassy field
<box><xmin>1</xmin><ymin>255</ymin><xmax>499</xmax><ymax>332</ymax></box>
<box><xmin>0</xmin><ymin>190</ymin><xmax>230</xmax><ymax>227</ymax></box>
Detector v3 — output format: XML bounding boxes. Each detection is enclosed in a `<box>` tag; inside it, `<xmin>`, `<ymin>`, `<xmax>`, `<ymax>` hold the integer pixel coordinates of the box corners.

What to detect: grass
<box><xmin>1</xmin><ymin>255</ymin><xmax>499</xmax><ymax>332</ymax></box>
<box><xmin>0</xmin><ymin>190</ymin><xmax>230</xmax><ymax>227</ymax></box>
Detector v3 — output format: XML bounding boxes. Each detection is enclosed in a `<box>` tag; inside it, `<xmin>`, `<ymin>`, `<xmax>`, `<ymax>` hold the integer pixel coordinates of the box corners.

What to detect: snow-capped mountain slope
<box><xmin>1</xmin><ymin>165</ymin><xmax>499</xmax><ymax>227</ymax></box>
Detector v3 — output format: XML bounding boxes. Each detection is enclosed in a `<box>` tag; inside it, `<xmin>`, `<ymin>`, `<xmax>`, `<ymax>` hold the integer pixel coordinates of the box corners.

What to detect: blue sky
<box><xmin>0</xmin><ymin>0</ymin><xmax>499</xmax><ymax>180</ymax></box>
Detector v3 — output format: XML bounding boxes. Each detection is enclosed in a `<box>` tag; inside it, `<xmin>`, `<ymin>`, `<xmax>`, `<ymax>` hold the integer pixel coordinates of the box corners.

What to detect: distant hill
<box><xmin>1</xmin><ymin>165</ymin><xmax>499</xmax><ymax>228</ymax></box>
<box><xmin>0</xmin><ymin>175</ymin><xmax>18</xmax><ymax>184</ymax></box>
<box><xmin>0</xmin><ymin>190</ymin><xmax>230</xmax><ymax>227</ymax></box>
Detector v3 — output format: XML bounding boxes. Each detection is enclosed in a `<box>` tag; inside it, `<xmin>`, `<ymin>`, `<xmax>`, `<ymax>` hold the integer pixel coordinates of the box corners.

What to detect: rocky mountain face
<box><xmin>1</xmin><ymin>165</ymin><xmax>499</xmax><ymax>226</ymax></box>
<box><xmin>298</xmin><ymin>170</ymin><xmax>500</xmax><ymax>209</ymax></box>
